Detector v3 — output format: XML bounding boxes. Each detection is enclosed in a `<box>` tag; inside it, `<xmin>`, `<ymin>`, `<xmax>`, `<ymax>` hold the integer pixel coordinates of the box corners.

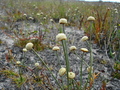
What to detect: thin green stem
<box><xmin>32</xmin><ymin>49</ymin><xmax>63</xmax><ymax>90</ymax></box>
<box><xmin>61</xmin><ymin>40</ymin><xmax>70</xmax><ymax>90</ymax></box>
<box><xmin>75</xmin><ymin>52</ymin><xmax>89</xmax><ymax>67</ymax></box>
<box><xmin>55</xmin><ymin>51</ymin><xmax>61</xmax><ymax>68</ymax></box>
<box><xmin>80</xmin><ymin>52</ymin><xmax>84</xmax><ymax>90</ymax></box>
<box><xmin>62</xmin><ymin>24</ymin><xmax>65</xmax><ymax>34</ymax></box>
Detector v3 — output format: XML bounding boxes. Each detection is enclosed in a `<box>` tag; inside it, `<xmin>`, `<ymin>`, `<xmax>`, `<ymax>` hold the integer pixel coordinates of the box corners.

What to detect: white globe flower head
<box><xmin>43</xmin><ymin>17</ymin><xmax>46</xmax><ymax>20</ymax></box>
<box><xmin>23</xmin><ymin>13</ymin><xmax>27</xmax><ymax>17</ymax></box>
<box><xmin>16</xmin><ymin>61</ymin><xmax>21</xmax><ymax>64</ymax></box>
<box><xmin>68</xmin><ymin>72</ymin><xmax>75</xmax><ymax>79</ymax></box>
<box><xmin>29</xmin><ymin>17</ymin><xmax>34</xmax><ymax>20</ymax></box>
<box><xmin>52</xmin><ymin>46</ymin><xmax>60</xmax><ymax>51</ymax></box>
<box><xmin>56</xmin><ymin>33</ymin><xmax>67</xmax><ymax>41</ymax></box>
<box><xmin>23</xmin><ymin>48</ymin><xmax>27</xmax><ymax>52</ymax></box>
<box><xmin>59</xmin><ymin>67</ymin><xmax>66</xmax><ymax>76</ymax></box>
<box><xmin>80</xmin><ymin>36</ymin><xmax>88</xmax><ymax>42</ymax></box>
<box><xmin>25</xmin><ymin>42</ymin><xmax>33</xmax><ymax>50</ymax></box>
<box><xmin>87</xmin><ymin>16</ymin><xmax>95</xmax><ymax>21</ymax></box>
<box><xmin>35</xmin><ymin>63</ymin><xmax>39</xmax><ymax>67</ymax></box>
<box><xmin>69</xmin><ymin>46</ymin><xmax>77</xmax><ymax>51</ymax></box>
<box><xmin>59</xmin><ymin>18</ymin><xmax>67</xmax><ymax>24</ymax></box>
<box><xmin>36</xmin><ymin>13</ymin><xmax>40</xmax><ymax>16</ymax></box>
<box><xmin>50</xmin><ymin>19</ymin><xmax>54</xmax><ymax>22</ymax></box>
<box><xmin>80</xmin><ymin>48</ymin><xmax>89</xmax><ymax>52</ymax></box>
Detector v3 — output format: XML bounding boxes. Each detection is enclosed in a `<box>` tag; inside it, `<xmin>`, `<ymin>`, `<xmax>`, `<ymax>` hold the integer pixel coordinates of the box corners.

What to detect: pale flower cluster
<box><xmin>59</xmin><ymin>18</ymin><xmax>67</xmax><ymax>24</ymax></box>
<box><xmin>56</xmin><ymin>33</ymin><xmax>67</xmax><ymax>41</ymax></box>
<box><xmin>25</xmin><ymin>42</ymin><xmax>33</xmax><ymax>50</ymax></box>
<box><xmin>68</xmin><ymin>72</ymin><xmax>75</xmax><ymax>79</ymax></box>
<box><xmin>59</xmin><ymin>67</ymin><xmax>66</xmax><ymax>76</ymax></box>
<box><xmin>52</xmin><ymin>46</ymin><xmax>60</xmax><ymax>51</ymax></box>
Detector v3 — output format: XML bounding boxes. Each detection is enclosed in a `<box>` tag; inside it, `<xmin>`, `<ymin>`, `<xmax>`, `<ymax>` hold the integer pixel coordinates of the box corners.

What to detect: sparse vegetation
<box><xmin>0</xmin><ymin>0</ymin><xmax>120</xmax><ymax>89</ymax></box>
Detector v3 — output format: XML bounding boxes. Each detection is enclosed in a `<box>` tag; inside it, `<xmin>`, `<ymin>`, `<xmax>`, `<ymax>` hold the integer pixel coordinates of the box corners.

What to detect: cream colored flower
<box><xmin>80</xmin><ymin>48</ymin><xmax>88</xmax><ymax>52</ymax></box>
<box><xmin>23</xmin><ymin>14</ymin><xmax>27</xmax><ymax>17</ymax></box>
<box><xmin>59</xmin><ymin>67</ymin><xmax>66</xmax><ymax>76</ymax></box>
<box><xmin>59</xmin><ymin>18</ymin><xmax>67</xmax><ymax>24</ymax></box>
<box><xmin>69</xmin><ymin>46</ymin><xmax>77</xmax><ymax>51</ymax></box>
<box><xmin>23</xmin><ymin>48</ymin><xmax>27</xmax><ymax>52</ymax></box>
<box><xmin>68</xmin><ymin>72</ymin><xmax>75</xmax><ymax>79</ymax></box>
<box><xmin>36</xmin><ymin>13</ymin><xmax>40</xmax><ymax>16</ymax></box>
<box><xmin>87</xmin><ymin>16</ymin><xmax>95</xmax><ymax>21</ymax></box>
<box><xmin>43</xmin><ymin>17</ymin><xmax>46</xmax><ymax>20</ymax></box>
<box><xmin>87</xmin><ymin>66</ymin><xmax>93</xmax><ymax>72</ymax></box>
<box><xmin>35</xmin><ymin>63</ymin><xmax>39</xmax><ymax>66</ymax></box>
<box><xmin>29</xmin><ymin>17</ymin><xmax>34</xmax><ymax>20</ymax></box>
<box><xmin>52</xmin><ymin>46</ymin><xmax>60</xmax><ymax>51</ymax></box>
<box><xmin>56</xmin><ymin>33</ymin><xmax>67</xmax><ymax>41</ymax></box>
<box><xmin>80</xmin><ymin>36</ymin><xmax>88</xmax><ymax>41</ymax></box>
<box><xmin>25</xmin><ymin>42</ymin><xmax>33</xmax><ymax>50</ymax></box>
<box><xmin>16</xmin><ymin>61</ymin><xmax>21</xmax><ymax>64</ymax></box>
<box><xmin>50</xmin><ymin>19</ymin><xmax>54</xmax><ymax>22</ymax></box>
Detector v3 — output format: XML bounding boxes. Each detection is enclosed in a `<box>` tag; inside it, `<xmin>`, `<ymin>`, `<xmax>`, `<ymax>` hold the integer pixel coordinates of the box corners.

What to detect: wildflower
<box><xmin>114</xmin><ymin>8</ymin><xmax>117</xmax><ymax>11</ymax></box>
<box><xmin>23</xmin><ymin>13</ymin><xmax>27</xmax><ymax>17</ymax></box>
<box><xmin>50</xmin><ymin>19</ymin><xmax>54</xmax><ymax>22</ymax></box>
<box><xmin>87</xmin><ymin>16</ymin><xmax>95</xmax><ymax>21</ymax></box>
<box><xmin>36</xmin><ymin>13</ymin><xmax>40</xmax><ymax>16</ymax></box>
<box><xmin>40</xmin><ymin>12</ymin><xmax>43</xmax><ymax>15</ymax></box>
<box><xmin>80</xmin><ymin>48</ymin><xmax>88</xmax><ymax>52</ymax></box>
<box><xmin>16</xmin><ymin>61</ymin><xmax>21</xmax><ymax>64</ymax></box>
<box><xmin>69</xmin><ymin>46</ymin><xmax>77</xmax><ymax>51</ymax></box>
<box><xmin>35</xmin><ymin>63</ymin><xmax>39</xmax><ymax>67</ymax></box>
<box><xmin>80</xmin><ymin>36</ymin><xmax>88</xmax><ymax>41</ymax></box>
<box><xmin>115</xmin><ymin>11</ymin><xmax>118</xmax><ymax>14</ymax></box>
<box><xmin>40</xmin><ymin>23</ymin><xmax>43</xmax><ymax>25</ymax></box>
<box><xmin>56</xmin><ymin>33</ymin><xmax>67</xmax><ymax>41</ymax></box>
<box><xmin>52</xmin><ymin>46</ymin><xmax>60</xmax><ymax>51</ymax></box>
<box><xmin>59</xmin><ymin>18</ymin><xmax>67</xmax><ymax>24</ymax></box>
<box><xmin>87</xmin><ymin>66</ymin><xmax>93</xmax><ymax>72</ymax></box>
<box><xmin>23</xmin><ymin>48</ymin><xmax>27</xmax><ymax>52</ymax></box>
<box><xmin>68</xmin><ymin>72</ymin><xmax>75</xmax><ymax>79</ymax></box>
<box><xmin>43</xmin><ymin>17</ymin><xmax>46</xmax><ymax>20</ymax></box>
<box><xmin>25</xmin><ymin>42</ymin><xmax>33</xmax><ymax>50</ymax></box>
<box><xmin>29</xmin><ymin>17</ymin><xmax>34</xmax><ymax>20</ymax></box>
<box><xmin>59</xmin><ymin>67</ymin><xmax>66</xmax><ymax>76</ymax></box>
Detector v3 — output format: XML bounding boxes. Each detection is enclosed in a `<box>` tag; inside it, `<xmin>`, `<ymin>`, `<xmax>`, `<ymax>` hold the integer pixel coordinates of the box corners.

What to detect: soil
<box><xmin>0</xmin><ymin>1</ymin><xmax>120</xmax><ymax>90</ymax></box>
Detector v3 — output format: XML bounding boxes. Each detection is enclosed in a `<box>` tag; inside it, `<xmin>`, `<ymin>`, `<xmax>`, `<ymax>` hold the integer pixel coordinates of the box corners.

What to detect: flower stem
<box><xmin>32</xmin><ymin>49</ymin><xmax>63</xmax><ymax>90</ymax></box>
<box><xmin>61</xmin><ymin>40</ymin><xmax>70</xmax><ymax>90</ymax></box>
<box><xmin>80</xmin><ymin>52</ymin><xmax>84</xmax><ymax>90</ymax></box>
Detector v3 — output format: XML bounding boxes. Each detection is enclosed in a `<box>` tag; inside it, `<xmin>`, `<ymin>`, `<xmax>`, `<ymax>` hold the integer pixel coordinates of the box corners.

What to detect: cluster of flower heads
<box><xmin>18</xmin><ymin>16</ymin><xmax>95</xmax><ymax>79</ymax></box>
<box><xmin>52</xmin><ymin>17</ymin><xmax>94</xmax><ymax>79</ymax></box>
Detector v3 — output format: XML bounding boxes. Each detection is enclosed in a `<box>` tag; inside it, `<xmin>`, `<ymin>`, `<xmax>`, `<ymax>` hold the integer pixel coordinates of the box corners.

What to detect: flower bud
<box><xmin>16</xmin><ymin>61</ymin><xmax>21</xmax><ymax>64</ymax></box>
<box><xmin>80</xmin><ymin>36</ymin><xmax>88</xmax><ymax>41</ymax></box>
<box><xmin>25</xmin><ymin>42</ymin><xmax>33</xmax><ymax>50</ymax></box>
<box><xmin>87</xmin><ymin>16</ymin><xmax>95</xmax><ymax>21</ymax></box>
<box><xmin>52</xmin><ymin>46</ymin><xmax>60</xmax><ymax>51</ymax></box>
<box><xmin>80</xmin><ymin>48</ymin><xmax>88</xmax><ymax>52</ymax></box>
<box><xmin>59</xmin><ymin>67</ymin><xmax>66</xmax><ymax>76</ymax></box>
<box><xmin>59</xmin><ymin>18</ymin><xmax>67</xmax><ymax>24</ymax></box>
<box><xmin>23</xmin><ymin>48</ymin><xmax>27</xmax><ymax>52</ymax></box>
<box><xmin>69</xmin><ymin>46</ymin><xmax>77</xmax><ymax>51</ymax></box>
<box><xmin>50</xmin><ymin>19</ymin><xmax>54</xmax><ymax>22</ymax></box>
<box><xmin>35</xmin><ymin>63</ymin><xmax>39</xmax><ymax>67</ymax></box>
<box><xmin>56</xmin><ymin>33</ymin><xmax>67</xmax><ymax>41</ymax></box>
<box><xmin>68</xmin><ymin>72</ymin><xmax>75</xmax><ymax>79</ymax></box>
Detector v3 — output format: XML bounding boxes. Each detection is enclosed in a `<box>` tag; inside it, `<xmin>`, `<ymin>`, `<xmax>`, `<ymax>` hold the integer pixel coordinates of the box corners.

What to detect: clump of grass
<box><xmin>14</xmin><ymin>39</ymin><xmax>47</xmax><ymax>51</ymax></box>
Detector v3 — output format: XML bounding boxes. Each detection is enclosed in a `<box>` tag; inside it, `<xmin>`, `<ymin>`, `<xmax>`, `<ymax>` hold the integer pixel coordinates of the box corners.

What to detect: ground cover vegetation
<box><xmin>0</xmin><ymin>0</ymin><xmax>120</xmax><ymax>90</ymax></box>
